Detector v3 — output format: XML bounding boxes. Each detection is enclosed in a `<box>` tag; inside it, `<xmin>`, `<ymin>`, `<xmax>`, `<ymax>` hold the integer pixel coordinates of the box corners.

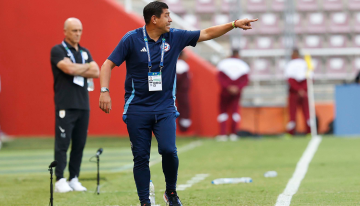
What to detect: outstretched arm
<box><xmin>198</xmin><ymin>18</ymin><xmax>258</xmax><ymax>42</ymax></box>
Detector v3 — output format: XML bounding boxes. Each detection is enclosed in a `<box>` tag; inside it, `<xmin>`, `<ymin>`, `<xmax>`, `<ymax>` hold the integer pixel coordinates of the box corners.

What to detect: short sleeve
<box><xmin>84</xmin><ymin>49</ymin><xmax>94</xmax><ymax>63</ymax></box>
<box><xmin>50</xmin><ymin>46</ymin><xmax>66</xmax><ymax>66</ymax></box>
<box><xmin>108</xmin><ymin>32</ymin><xmax>132</xmax><ymax>66</ymax></box>
<box><xmin>172</xmin><ymin>29</ymin><xmax>200</xmax><ymax>50</ymax></box>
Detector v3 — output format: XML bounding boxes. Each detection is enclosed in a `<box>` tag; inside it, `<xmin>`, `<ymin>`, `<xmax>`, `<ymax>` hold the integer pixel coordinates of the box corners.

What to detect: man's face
<box><xmin>154</xmin><ymin>9</ymin><xmax>172</xmax><ymax>33</ymax></box>
<box><xmin>64</xmin><ymin>21</ymin><xmax>83</xmax><ymax>44</ymax></box>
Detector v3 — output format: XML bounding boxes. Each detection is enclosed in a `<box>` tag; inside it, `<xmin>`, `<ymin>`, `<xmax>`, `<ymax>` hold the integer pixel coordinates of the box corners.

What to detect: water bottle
<box><xmin>264</xmin><ymin>171</ymin><xmax>277</xmax><ymax>178</ymax></box>
<box><xmin>149</xmin><ymin>180</ymin><xmax>155</xmax><ymax>205</ymax></box>
<box><xmin>211</xmin><ymin>177</ymin><xmax>252</xmax><ymax>185</ymax></box>
<box><xmin>87</xmin><ymin>78</ymin><xmax>94</xmax><ymax>91</ymax></box>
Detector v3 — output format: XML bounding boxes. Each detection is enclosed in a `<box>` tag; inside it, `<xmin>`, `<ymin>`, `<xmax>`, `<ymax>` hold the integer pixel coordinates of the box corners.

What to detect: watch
<box><xmin>101</xmin><ymin>87</ymin><xmax>110</xmax><ymax>93</ymax></box>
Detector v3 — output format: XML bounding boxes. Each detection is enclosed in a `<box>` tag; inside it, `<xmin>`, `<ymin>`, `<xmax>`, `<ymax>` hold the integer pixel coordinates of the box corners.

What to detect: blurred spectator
<box><xmin>176</xmin><ymin>51</ymin><xmax>192</xmax><ymax>134</ymax></box>
<box><xmin>285</xmin><ymin>48</ymin><xmax>311</xmax><ymax>135</ymax></box>
<box><xmin>216</xmin><ymin>49</ymin><xmax>249</xmax><ymax>141</ymax></box>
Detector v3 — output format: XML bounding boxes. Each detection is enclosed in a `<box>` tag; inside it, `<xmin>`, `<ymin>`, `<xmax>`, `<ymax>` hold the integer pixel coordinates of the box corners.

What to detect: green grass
<box><xmin>0</xmin><ymin>136</ymin><xmax>359</xmax><ymax>205</ymax></box>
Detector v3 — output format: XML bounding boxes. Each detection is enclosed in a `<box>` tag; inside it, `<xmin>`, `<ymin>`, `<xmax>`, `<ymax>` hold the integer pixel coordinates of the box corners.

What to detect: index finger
<box><xmin>245</xmin><ymin>18</ymin><xmax>258</xmax><ymax>23</ymax></box>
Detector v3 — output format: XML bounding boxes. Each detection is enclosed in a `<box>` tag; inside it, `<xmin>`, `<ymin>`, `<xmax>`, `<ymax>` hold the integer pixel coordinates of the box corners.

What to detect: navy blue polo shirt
<box><xmin>108</xmin><ymin>27</ymin><xmax>200</xmax><ymax>114</ymax></box>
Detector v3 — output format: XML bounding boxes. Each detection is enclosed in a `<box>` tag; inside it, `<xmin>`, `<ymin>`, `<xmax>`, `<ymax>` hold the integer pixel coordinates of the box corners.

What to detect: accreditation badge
<box><xmin>148</xmin><ymin>72</ymin><xmax>162</xmax><ymax>91</ymax></box>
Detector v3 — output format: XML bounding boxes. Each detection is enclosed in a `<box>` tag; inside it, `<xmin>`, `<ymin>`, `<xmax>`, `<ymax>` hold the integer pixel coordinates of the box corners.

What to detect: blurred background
<box><xmin>1</xmin><ymin>0</ymin><xmax>360</xmax><ymax>138</ymax></box>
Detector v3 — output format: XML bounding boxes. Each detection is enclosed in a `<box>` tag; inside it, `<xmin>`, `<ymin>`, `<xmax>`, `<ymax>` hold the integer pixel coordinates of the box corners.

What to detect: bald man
<box><xmin>50</xmin><ymin>18</ymin><xmax>99</xmax><ymax>193</ymax></box>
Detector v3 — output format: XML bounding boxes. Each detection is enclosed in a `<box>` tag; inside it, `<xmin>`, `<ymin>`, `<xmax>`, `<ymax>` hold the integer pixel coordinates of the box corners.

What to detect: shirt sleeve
<box><xmin>85</xmin><ymin>49</ymin><xmax>94</xmax><ymax>63</ymax></box>
<box><xmin>172</xmin><ymin>29</ymin><xmax>200</xmax><ymax>50</ymax></box>
<box><xmin>50</xmin><ymin>46</ymin><xmax>66</xmax><ymax>66</ymax></box>
<box><xmin>107</xmin><ymin>34</ymin><xmax>131</xmax><ymax>66</ymax></box>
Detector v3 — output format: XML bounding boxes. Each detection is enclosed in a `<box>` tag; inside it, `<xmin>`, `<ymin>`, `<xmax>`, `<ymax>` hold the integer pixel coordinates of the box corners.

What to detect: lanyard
<box><xmin>142</xmin><ymin>26</ymin><xmax>165</xmax><ymax>72</ymax></box>
<box><xmin>62</xmin><ymin>41</ymin><xmax>85</xmax><ymax>64</ymax></box>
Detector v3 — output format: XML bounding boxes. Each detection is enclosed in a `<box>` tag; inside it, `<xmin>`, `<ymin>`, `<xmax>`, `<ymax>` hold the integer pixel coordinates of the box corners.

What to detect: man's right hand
<box><xmin>99</xmin><ymin>92</ymin><xmax>112</xmax><ymax>113</ymax></box>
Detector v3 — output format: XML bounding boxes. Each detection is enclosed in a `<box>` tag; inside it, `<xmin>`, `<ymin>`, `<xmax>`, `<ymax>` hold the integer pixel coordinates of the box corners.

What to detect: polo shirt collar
<box><xmin>63</xmin><ymin>39</ymin><xmax>82</xmax><ymax>50</ymax></box>
<box><xmin>144</xmin><ymin>28</ymin><xmax>164</xmax><ymax>43</ymax></box>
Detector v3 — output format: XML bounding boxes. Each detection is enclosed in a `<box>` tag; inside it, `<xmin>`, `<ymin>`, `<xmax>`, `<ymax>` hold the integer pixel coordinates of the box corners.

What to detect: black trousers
<box><xmin>55</xmin><ymin>109</ymin><xmax>89</xmax><ymax>181</ymax></box>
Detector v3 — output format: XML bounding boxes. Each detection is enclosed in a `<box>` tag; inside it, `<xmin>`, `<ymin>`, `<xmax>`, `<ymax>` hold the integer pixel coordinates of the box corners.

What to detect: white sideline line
<box><xmin>275</xmin><ymin>136</ymin><xmax>322</xmax><ymax>206</ymax></box>
<box><xmin>177</xmin><ymin>174</ymin><xmax>209</xmax><ymax>191</ymax></box>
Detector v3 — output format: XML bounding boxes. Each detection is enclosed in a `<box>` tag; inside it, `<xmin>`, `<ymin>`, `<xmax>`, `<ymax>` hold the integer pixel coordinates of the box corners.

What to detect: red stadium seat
<box><xmin>306</xmin><ymin>13</ymin><xmax>326</xmax><ymax>33</ymax></box>
<box><xmin>303</xmin><ymin>35</ymin><xmax>323</xmax><ymax>48</ymax></box>
<box><xmin>259</xmin><ymin>13</ymin><xmax>281</xmax><ymax>34</ymax></box>
<box><xmin>329</xmin><ymin>12</ymin><xmax>350</xmax><ymax>33</ymax></box>
<box><xmin>195</xmin><ymin>0</ymin><xmax>216</xmax><ymax>13</ymax></box>
<box><xmin>329</xmin><ymin>35</ymin><xmax>347</xmax><ymax>48</ymax></box>
<box><xmin>353</xmin><ymin>12</ymin><xmax>360</xmax><ymax>32</ymax></box>
<box><xmin>285</xmin><ymin>13</ymin><xmax>304</xmax><ymax>33</ymax></box>
<box><xmin>323</xmin><ymin>0</ymin><xmax>344</xmax><ymax>11</ymax></box>
<box><xmin>221</xmin><ymin>0</ymin><xmax>236</xmax><ymax>12</ymax></box>
<box><xmin>255</xmin><ymin>36</ymin><xmax>274</xmax><ymax>49</ymax></box>
<box><xmin>250</xmin><ymin>58</ymin><xmax>273</xmax><ymax>80</ymax></box>
<box><xmin>352</xmin><ymin>57</ymin><xmax>360</xmax><ymax>75</ymax></box>
<box><xmin>165</xmin><ymin>0</ymin><xmax>186</xmax><ymax>14</ymax></box>
<box><xmin>353</xmin><ymin>35</ymin><xmax>360</xmax><ymax>47</ymax></box>
<box><xmin>271</xmin><ymin>0</ymin><xmax>285</xmax><ymax>11</ymax></box>
<box><xmin>348</xmin><ymin>0</ymin><xmax>360</xmax><ymax>10</ymax></box>
<box><xmin>246</xmin><ymin>0</ymin><xmax>267</xmax><ymax>12</ymax></box>
<box><xmin>326</xmin><ymin>57</ymin><xmax>348</xmax><ymax>79</ymax></box>
<box><xmin>297</xmin><ymin>0</ymin><xmax>318</xmax><ymax>11</ymax></box>
<box><xmin>182</xmin><ymin>14</ymin><xmax>200</xmax><ymax>29</ymax></box>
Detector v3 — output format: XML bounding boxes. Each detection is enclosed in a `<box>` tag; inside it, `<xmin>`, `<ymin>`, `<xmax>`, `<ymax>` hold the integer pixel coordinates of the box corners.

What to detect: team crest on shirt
<box><xmin>59</xmin><ymin>110</ymin><xmax>66</xmax><ymax>118</ymax></box>
<box><xmin>160</xmin><ymin>42</ymin><xmax>170</xmax><ymax>52</ymax></box>
<box><xmin>81</xmin><ymin>51</ymin><xmax>89</xmax><ymax>60</ymax></box>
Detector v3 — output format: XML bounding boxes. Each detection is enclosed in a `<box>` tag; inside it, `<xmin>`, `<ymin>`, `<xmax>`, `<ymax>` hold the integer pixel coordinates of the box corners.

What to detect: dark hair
<box><xmin>232</xmin><ymin>49</ymin><xmax>240</xmax><ymax>57</ymax></box>
<box><xmin>143</xmin><ymin>1</ymin><xmax>168</xmax><ymax>24</ymax></box>
<box><xmin>292</xmin><ymin>48</ymin><xmax>299</xmax><ymax>54</ymax></box>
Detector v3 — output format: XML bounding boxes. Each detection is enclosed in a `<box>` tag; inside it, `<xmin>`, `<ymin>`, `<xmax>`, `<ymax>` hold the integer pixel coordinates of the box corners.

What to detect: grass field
<box><xmin>0</xmin><ymin>136</ymin><xmax>359</xmax><ymax>206</ymax></box>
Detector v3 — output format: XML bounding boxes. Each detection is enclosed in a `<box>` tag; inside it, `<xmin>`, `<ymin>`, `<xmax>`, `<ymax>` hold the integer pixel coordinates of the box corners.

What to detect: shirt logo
<box><xmin>160</xmin><ymin>42</ymin><xmax>170</xmax><ymax>52</ymax></box>
<box><xmin>59</xmin><ymin>126</ymin><xmax>65</xmax><ymax>133</ymax></box>
<box><xmin>59</xmin><ymin>110</ymin><xmax>66</xmax><ymax>118</ymax></box>
<box><xmin>140</xmin><ymin>47</ymin><xmax>147</xmax><ymax>52</ymax></box>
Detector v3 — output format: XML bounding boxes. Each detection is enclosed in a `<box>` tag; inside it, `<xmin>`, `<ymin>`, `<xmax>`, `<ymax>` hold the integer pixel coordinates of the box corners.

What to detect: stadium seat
<box><xmin>165</xmin><ymin>0</ymin><xmax>185</xmax><ymax>14</ymax></box>
<box><xmin>221</xmin><ymin>0</ymin><xmax>236</xmax><ymax>13</ymax></box>
<box><xmin>296</xmin><ymin>0</ymin><xmax>318</xmax><ymax>11</ymax></box>
<box><xmin>326</xmin><ymin>57</ymin><xmax>348</xmax><ymax>79</ymax></box>
<box><xmin>231</xmin><ymin>37</ymin><xmax>249</xmax><ymax>49</ymax></box>
<box><xmin>246</xmin><ymin>0</ymin><xmax>267</xmax><ymax>12</ymax></box>
<box><xmin>255</xmin><ymin>36</ymin><xmax>274</xmax><ymax>49</ymax></box>
<box><xmin>323</xmin><ymin>0</ymin><xmax>344</xmax><ymax>11</ymax></box>
<box><xmin>271</xmin><ymin>0</ymin><xmax>285</xmax><ymax>11</ymax></box>
<box><xmin>182</xmin><ymin>13</ymin><xmax>200</xmax><ymax>29</ymax></box>
<box><xmin>353</xmin><ymin>35</ymin><xmax>360</xmax><ymax>47</ymax></box>
<box><xmin>285</xmin><ymin>13</ymin><xmax>303</xmax><ymax>33</ymax></box>
<box><xmin>213</xmin><ymin>14</ymin><xmax>229</xmax><ymax>26</ymax></box>
<box><xmin>329</xmin><ymin>35</ymin><xmax>347</xmax><ymax>48</ymax></box>
<box><xmin>195</xmin><ymin>0</ymin><xmax>216</xmax><ymax>14</ymax></box>
<box><xmin>259</xmin><ymin>13</ymin><xmax>281</xmax><ymax>34</ymax></box>
<box><xmin>329</xmin><ymin>12</ymin><xmax>350</xmax><ymax>33</ymax></box>
<box><xmin>250</xmin><ymin>58</ymin><xmax>273</xmax><ymax>80</ymax></box>
<box><xmin>275</xmin><ymin>58</ymin><xmax>286</xmax><ymax>79</ymax></box>
<box><xmin>352</xmin><ymin>57</ymin><xmax>360</xmax><ymax>75</ymax></box>
<box><xmin>306</xmin><ymin>13</ymin><xmax>326</xmax><ymax>33</ymax></box>
<box><xmin>348</xmin><ymin>0</ymin><xmax>360</xmax><ymax>10</ymax></box>
<box><xmin>353</xmin><ymin>12</ymin><xmax>360</xmax><ymax>32</ymax></box>
<box><xmin>303</xmin><ymin>35</ymin><xmax>322</xmax><ymax>48</ymax></box>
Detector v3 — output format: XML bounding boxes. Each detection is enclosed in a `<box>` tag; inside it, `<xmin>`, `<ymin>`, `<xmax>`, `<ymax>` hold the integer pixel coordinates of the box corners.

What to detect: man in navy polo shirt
<box><xmin>99</xmin><ymin>1</ymin><xmax>257</xmax><ymax>205</ymax></box>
